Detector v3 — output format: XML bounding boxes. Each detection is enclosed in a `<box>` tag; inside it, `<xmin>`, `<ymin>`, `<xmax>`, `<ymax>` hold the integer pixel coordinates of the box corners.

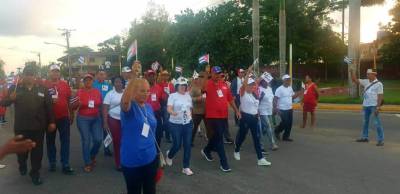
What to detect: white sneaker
<box><xmin>165</xmin><ymin>151</ymin><xmax>173</xmax><ymax>166</ymax></box>
<box><xmin>234</xmin><ymin>152</ymin><xmax>240</xmax><ymax>161</ymax></box>
<box><xmin>257</xmin><ymin>158</ymin><xmax>271</xmax><ymax>166</ymax></box>
<box><xmin>182</xmin><ymin>168</ymin><xmax>194</xmax><ymax>176</ymax></box>
<box><xmin>0</xmin><ymin>164</ymin><xmax>6</xmax><ymax>169</ymax></box>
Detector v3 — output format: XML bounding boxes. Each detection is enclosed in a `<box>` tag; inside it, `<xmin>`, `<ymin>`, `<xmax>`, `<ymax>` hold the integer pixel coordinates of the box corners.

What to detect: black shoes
<box><xmin>62</xmin><ymin>166</ymin><xmax>75</xmax><ymax>175</ymax></box>
<box><xmin>19</xmin><ymin>167</ymin><xmax>27</xmax><ymax>176</ymax></box>
<box><xmin>376</xmin><ymin>141</ymin><xmax>384</xmax><ymax>146</ymax></box>
<box><xmin>356</xmin><ymin>138</ymin><xmax>369</xmax><ymax>143</ymax></box>
<box><xmin>31</xmin><ymin>176</ymin><xmax>43</xmax><ymax>186</ymax></box>
<box><xmin>282</xmin><ymin>138</ymin><xmax>294</xmax><ymax>142</ymax></box>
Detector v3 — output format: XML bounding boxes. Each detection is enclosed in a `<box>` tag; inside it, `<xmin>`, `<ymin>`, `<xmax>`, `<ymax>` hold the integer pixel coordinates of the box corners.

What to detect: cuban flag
<box><xmin>78</xmin><ymin>56</ymin><xmax>85</xmax><ymax>64</ymax></box>
<box><xmin>175</xmin><ymin>66</ymin><xmax>183</xmax><ymax>73</ymax></box>
<box><xmin>127</xmin><ymin>40</ymin><xmax>137</xmax><ymax>62</ymax></box>
<box><xmin>151</xmin><ymin>61</ymin><xmax>160</xmax><ymax>71</ymax></box>
<box><xmin>198</xmin><ymin>54</ymin><xmax>209</xmax><ymax>64</ymax></box>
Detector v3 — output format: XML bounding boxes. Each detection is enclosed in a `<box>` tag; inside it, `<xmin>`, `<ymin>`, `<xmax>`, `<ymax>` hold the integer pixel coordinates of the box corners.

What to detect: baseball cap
<box><xmin>282</xmin><ymin>74</ymin><xmax>291</xmax><ymax>80</ymax></box>
<box><xmin>49</xmin><ymin>64</ymin><xmax>61</xmax><ymax>71</ymax></box>
<box><xmin>176</xmin><ymin>77</ymin><xmax>188</xmax><ymax>85</ymax></box>
<box><xmin>145</xmin><ymin>69</ymin><xmax>156</xmax><ymax>75</ymax></box>
<box><xmin>122</xmin><ymin>66</ymin><xmax>132</xmax><ymax>73</ymax></box>
<box><xmin>211</xmin><ymin>66</ymin><xmax>222</xmax><ymax>74</ymax></box>
<box><xmin>83</xmin><ymin>73</ymin><xmax>94</xmax><ymax>80</ymax></box>
<box><xmin>23</xmin><ymin>65</ymin><xmax>37</xmax><ymax>76</ymax></box>
<box><xmin>366</xmin><ymin>68</ymin><xmax>377</xmax><ymax>74</ymax></box>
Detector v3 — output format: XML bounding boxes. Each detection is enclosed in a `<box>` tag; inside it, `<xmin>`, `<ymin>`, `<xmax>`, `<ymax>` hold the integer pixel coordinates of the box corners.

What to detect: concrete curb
<box><xmin>293</xmin><ymin>103</ymin><xmax>400</xmax><ymax>113</ymax></box>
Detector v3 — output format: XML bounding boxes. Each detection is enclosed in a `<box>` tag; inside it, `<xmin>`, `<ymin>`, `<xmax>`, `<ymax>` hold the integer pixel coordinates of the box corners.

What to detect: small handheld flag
<box><xmin>127</xmin><ymin>40</ymin><xmax>138</xmax><ymax>62</ymax></box>
<box><xmin>198</xmin><ymin>54</ymin><xmax>209</xmax><ymax>64</ymax></box>
<box><xmin>151</xmin><ymin>61</ymin><xmax>160</xmax><ymax>71</ymax></box>
<box><xmin>175</xmin><ymin>66</ymin><xmax>183</xmax><ymax>73</ymax></box>
<box><xmin>344</xmin><ymin>56</ymin><xmax>352</xmax><ymax>65</ymax></box>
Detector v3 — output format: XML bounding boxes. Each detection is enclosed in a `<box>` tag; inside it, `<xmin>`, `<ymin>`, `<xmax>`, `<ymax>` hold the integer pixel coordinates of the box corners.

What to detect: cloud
<box><xmin>0</xmin><ymin>0</ymin><xmax>72</xmax><ymax>37</ymax></box>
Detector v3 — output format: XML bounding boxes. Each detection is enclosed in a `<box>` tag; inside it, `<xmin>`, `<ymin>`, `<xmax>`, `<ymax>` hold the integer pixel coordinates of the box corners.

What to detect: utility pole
<box><xmin>348</xmin><ymin>0</ymin><xmax>361</xmax><ymax>98</ymax></box>
<box><xmin>252</xmin><ymin>0</ymin><xmax>260</xmax><ymax>76</ymax></box>
<box><xmin>341</xmin><ymin>0</ymin><xmax>345</xmax><ymax>42</ymax></box>
<box><xmin>279</xmin><ymin>0</ymin><xmax>287</xmax><ymax>77</ymax></box>
<box><xmin>58</xmin><ymin>28</ymin><xmax>75</xmax><ymax>82</ymax></box>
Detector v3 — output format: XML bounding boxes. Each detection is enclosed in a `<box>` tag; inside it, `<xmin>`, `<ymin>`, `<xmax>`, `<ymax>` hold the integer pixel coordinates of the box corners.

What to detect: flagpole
<box><xmin>135</xmin><ymin>40</ymin><xmax>138</xmax><ymax>61</ymax></box>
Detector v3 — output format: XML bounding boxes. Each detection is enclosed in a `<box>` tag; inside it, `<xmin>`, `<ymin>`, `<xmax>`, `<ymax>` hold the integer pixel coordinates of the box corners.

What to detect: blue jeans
<box><xmin>259</xmin><ymin>115</ymin><xmax>276</xmax><ymax>149</ymax></box>
<box><xmin>362</xmin><ymin>106</ymin><xmax>384</xmax><ymax>142</ymax></box>
<box><xmin>204</xmin><ymin>118</ymin><xmax>229</xmax><ymax>169</ymax></box>
<box><xmin>235</xmin><ymin>112</ymin><xmax>263</xmax><ymax>160</ymax></box>
<box><xmin>77</xmin><ymin>115</ymin><xmax>103</xmax><ymax>165</ymax></box>
<box><xmin>46</xmin><ymin>117</ymin><xmax>71</xmax><ymax>168</ymax></box>
<box><xmin>168</xmin><ymin>121</ymin><xmax>193</xmax><ymax>168</ymax></box>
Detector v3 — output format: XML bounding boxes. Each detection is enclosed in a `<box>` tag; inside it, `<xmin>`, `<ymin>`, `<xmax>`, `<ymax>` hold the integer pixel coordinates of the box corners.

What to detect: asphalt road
<box><xmin>0</xmin><ymin>110</ymin><xmax>399</xmax><ymax>194</ymax></box>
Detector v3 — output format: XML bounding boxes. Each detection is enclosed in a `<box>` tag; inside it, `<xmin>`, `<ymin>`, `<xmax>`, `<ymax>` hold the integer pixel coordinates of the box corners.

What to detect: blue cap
<box><xmin>211</xmin><ymin>66</ymin><xmax>222</xmax><ymax>74</ymax></box>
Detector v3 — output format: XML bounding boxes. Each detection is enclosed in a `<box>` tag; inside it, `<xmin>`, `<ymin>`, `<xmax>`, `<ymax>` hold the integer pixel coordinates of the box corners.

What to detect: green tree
<box><xmin>98</xmin><ymin>35</ymin><xmax>122</xmax><ymax>53</ymax></box>
<box><xmin>0</xmin><ymin>58</ymin><xmax>6</xmax><ymax>78</ymax></box>
<box><xmin>66</xmin><ymin>46</ymin><xmax>93</xmax><ymax>55</ymax></box>
<box><xmin>378</xmin><ymin>0</ymin><xmax>400</xmax><ymax>76</ymax></box>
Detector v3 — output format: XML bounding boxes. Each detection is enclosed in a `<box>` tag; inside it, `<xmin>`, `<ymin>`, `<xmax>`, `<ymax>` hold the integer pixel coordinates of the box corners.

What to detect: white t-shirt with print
<box><xmin>240</xmin><ymin>92</ymin><xmax>259</xmax><ymax>115</ymax></box>
<box><xmin>259</xmin><ymin>86</ymin><xmax>274</xmax><ymax>116</ymax></box>
<box><xmin>103</xmin><ymin>89</ymin><xmax>123</xmax><ymax>120</ymax></box>
<box><xmin>168</xmin><ymin>92</ymin><xmax>193</xmax><ymax>124</ymax></box>
<box><xmin>275</xmin><ymin>85</ymin><xmax>294</xmax><ymax>110</ymax></box>
<box><xmin>359</xmin><ymin>79</ymin><xmax>384</xmax><ymax>107</ymax></box>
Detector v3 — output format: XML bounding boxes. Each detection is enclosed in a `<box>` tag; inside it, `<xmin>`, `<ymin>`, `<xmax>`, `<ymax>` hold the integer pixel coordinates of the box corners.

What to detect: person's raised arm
<box><xmin>240</xmin><ymin>65</ymin><xmax>253</xmax><ymax>97</ymax></box>
<box><xmin>121</xmin><ymin>87</ymin><xmax>133</xmax><ymax>112</ymax></box>
<box><xmin>350</xmin><ymin>69</ymin><xmax>360</xmax><ymax>85</ymax></box>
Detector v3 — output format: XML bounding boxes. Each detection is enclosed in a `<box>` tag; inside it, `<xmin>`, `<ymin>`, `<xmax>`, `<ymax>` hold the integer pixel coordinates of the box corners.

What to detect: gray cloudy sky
<box><xmin>0</xmin><ymin>0</ymin><xmax>394</xmax><ymax>73</ymax></box>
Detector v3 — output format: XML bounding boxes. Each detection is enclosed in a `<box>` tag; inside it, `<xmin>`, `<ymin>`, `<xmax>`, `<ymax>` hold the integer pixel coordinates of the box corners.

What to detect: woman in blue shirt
<box><xmin>120</xmin><ymin>78</ymin><xmax>158</xmax><ymax>194</ymax></box>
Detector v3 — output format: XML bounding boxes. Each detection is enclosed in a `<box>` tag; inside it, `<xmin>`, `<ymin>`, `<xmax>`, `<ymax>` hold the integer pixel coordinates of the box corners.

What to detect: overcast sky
<box><xmin>0</xmin><ymin>0</ymin><xmax>395</xmax><ymax>74</ymax></box>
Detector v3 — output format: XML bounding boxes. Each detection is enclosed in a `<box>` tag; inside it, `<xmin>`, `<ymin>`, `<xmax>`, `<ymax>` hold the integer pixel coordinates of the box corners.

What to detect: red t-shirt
<box><xmin>76</xmin><ymin>88</ymin><xmax>102</xmax><ymax>117</ymax></box>
<box><xmin>146</xmin><ymin>84</ymin><xmax>163</xmax><ymax>112</ymax></box>
<box><xmin>158</xmin><ymin>81</ymin><xmax>175</xmax><ymax>97</ymax></box>
<box><xmin>205</xmin><ymin>80</ymin><xmax>233</xmax><ymax>119</ymax></box>
<box><xmin>303</xmin><ymin>82</ymin><xmax>318</xmax><ymax>105</ymax></box>
<box><xmin>44</xmin><ymin>80</ymin><xmax>71</xmax><ymax>119</ymax></box>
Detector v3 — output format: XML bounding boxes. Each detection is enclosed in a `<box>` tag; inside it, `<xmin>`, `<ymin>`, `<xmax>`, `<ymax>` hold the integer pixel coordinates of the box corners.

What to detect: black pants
<box><xmin>15</xmin><ymin>130</ymin><xmax>45</xmax><ymax>177</ymax></box>
<box><xmin>192</xmin><ymin>114</ymin><xmax>207</xmax><ymax>143</ymax></box>
<box><xmin>235</xmin><ymin>112</ymin><xmax>263</xmax><ymax>159</ymax></box>
<box><xmin>122</xmin><ymin>157</ymin><xmax>158</xmax><ymax>194</ymax></box>
<box><xmin>204</xmin><ymin>118</ymin><xmax>229</xmax><ymax>168</ymax></box>
<box><xmin>154</xmin><ymin>111</ymin><xmax>163</xmax><ymax>147</ymax></box>
<box><xmin>275</xmin><ymin>109</ymin><xmax>293</xmax><ymax>139</ymax></box>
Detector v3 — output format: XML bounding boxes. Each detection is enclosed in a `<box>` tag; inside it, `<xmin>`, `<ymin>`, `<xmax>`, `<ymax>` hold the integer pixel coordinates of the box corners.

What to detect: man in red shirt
<box><xmin>43</xmin><ymin>64</ymin><xmax>75</xmax><ymax>175</ymax></box>
<box><xmin>145</xmin><ymin>70</ymin><xmax>164</xmax><ymax>146</ymax></box>
<box><xmin>201</xmin><ymin>66</ymin><xmax>241</xmax><ymax>172</ymax></box>
<box><xmin>158</xmin><ymin>70</ymin><xmax>175</xmax><ymax>143</ymax></box>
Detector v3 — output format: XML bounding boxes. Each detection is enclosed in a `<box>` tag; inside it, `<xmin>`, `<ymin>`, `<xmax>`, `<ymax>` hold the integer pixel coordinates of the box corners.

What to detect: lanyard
<box><xmin>137</xmin><ymin>103</ymin><xmax>149</xmax><ymax>124</ymax></box>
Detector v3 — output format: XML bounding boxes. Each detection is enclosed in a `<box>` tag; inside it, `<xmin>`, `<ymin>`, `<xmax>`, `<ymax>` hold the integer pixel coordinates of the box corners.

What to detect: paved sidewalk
<box><xmin>293</xmin><ymin>103</ymin><xmax>400</xmax><ymax>113</ymax></box>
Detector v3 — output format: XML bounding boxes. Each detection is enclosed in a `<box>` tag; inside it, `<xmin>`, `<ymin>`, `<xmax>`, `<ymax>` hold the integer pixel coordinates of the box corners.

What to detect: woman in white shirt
<box><xmin>165</xmin><ymin>77</ymin><xmax>194</xmax><ymax>176</ymax></box>
<box><xmin>102</xmin><ymin>76</ymin><xmax>125</xmax><ymax>171</ymax></box>
<box><xmin>234</xmin><ymin>66</ymin><xmax>271</xmax><ymax>166</ymax></box>
<box><xmin>258</xmin><ymin>72</ymin><xmax>279</xmax><ymax>151</ymax></box>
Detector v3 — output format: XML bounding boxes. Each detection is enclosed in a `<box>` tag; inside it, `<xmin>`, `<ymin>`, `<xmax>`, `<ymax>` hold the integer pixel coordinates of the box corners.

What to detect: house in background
<box><xmin>57</xmin><ymin>52</ymin><xmax>121</xmax><ymax>79</ymax></box>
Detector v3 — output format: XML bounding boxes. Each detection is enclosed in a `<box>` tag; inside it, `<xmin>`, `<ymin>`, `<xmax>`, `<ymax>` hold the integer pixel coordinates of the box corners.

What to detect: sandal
<box><xmin>83</xmin><ymin>165</ymin><xmax>92</xmax><ymax>173</ymax></box>
<box><xmin>90</xmin><ymin>157</ymin><xmax>97</xmax><ymax>167</ymax></box>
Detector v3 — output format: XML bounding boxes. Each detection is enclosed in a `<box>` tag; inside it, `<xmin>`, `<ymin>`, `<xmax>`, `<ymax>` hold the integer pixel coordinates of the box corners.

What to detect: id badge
<box><xmin>52</xmin><ymin>94</ymin><xmax>58</xmax><ymax>99</ymax></box>
<box><xmin>38</xmin><ymin>92</ymin><xmax>44</xmax><ymax>97</ymax></box>
<box><xmin>202</xmin><ymin>93</ymin><xmax>207</xmax><ymax>98</ymax></box>
<box><xmin>141</xmin><ymin>123</ymin><xmax>150</xmax><ymax>138</ymax></box>
<box><xmin>151</xmin><ymin>93</ymin><xmax>157</xmax><ymax>101</ymax></box>
<box><xmin>102</xmin><ymin>85</ymin><xmax>109</xmax><ymax>91</ymax></box>
<box><xmin>164</xmin><ymin>87</ymin><xmax>170</xmax><ymax>94</ymax></box>
<box><xmin>217</xmin><ymin>89</ymin><xmax>224</xmax><ymax>98</ymax></box>
<box><xmin>88</xmin><ymin>100</ymin><xmax>95</xmax><ymax>108</ymax></box>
